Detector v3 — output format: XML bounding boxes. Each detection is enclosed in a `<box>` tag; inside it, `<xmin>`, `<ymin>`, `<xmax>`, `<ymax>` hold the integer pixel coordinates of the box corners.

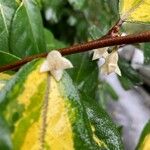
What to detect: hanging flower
<box><xmin>40</xmin><ymin>50</ymin><xmax>73</xmax><ymax>81</ymax></box>
<box><xmin>92</xmin><ymin>47</ymin><xmax>109</xmax><ymax>60</ymax></box>
<box><xmin>101</xmin><ymin>50</ymin><xmax>121</xmax><ymax>76</ymax></box>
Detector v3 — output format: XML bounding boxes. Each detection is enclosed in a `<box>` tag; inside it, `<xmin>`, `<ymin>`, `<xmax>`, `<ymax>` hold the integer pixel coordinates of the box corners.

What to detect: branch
<box><xmin>0</xmin><ymin>31</ymin><xmax>150</xmax><ymax>73</ymax></box>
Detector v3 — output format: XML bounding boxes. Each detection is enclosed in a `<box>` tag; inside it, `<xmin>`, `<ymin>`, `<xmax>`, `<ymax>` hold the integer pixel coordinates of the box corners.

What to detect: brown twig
<box><xmin>0</xmin><ymin>31</ymin><xmax>150</xmax><ymax>73</ymax></box>
<box><xmin>107</xmin><ymin>19</ymin><xmax>124</xmax><ymax>37</ymax></box>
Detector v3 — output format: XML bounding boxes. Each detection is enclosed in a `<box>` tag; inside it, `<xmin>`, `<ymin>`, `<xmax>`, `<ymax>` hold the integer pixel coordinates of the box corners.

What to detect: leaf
<box><xmin>88</xmin><ymin>25</ymin><xmax>104</xmax><ymax>40</ymax></box>
<box><xmin>103</xmin><ymin>82</ymin><xmax>119</xmax><ymax>101</ymax></box>
<box><xmin>44</xmin><ymin>29</ymin><xmax>66</xmax><ymax>50</ymax></box>
<box><xmin>67</xmin><ymin>53</ymin><xmax>99</xmax><ymax>100</ymax></box>
<box><xmin>96</xmin><ymin>81</ymin><xmax>119</xmax><ymax>109</ymax></box>
<box><xmin>81</xmin><ymin>93</ymin><xmax>123</xmax><ymax>150</ymax></box>
<box><xmin>119</xmin><ymin>0</ymin><xmax>150</xmax><ymax>23</ymax></box>
<box><xmin>0</xmin><ymin>0</ymin><xmax>16</xmax><ymax>52</ymax></box>
<box><xmin>0</xmin><ymin>59</ymin><xmax>112</xmax><ymax>149</ymax></box>
<box><xmin>86</xmin><ymin>0</ymin><xmax>119</xmax><ymax>36</ymax></box>
<box><xmin>0</xmin><ymin>51</ymin><xmax>21</xmax><ymax>66</ymax></box>
<box><xmin>144</xmin><ymin>43</ymin><xmax>150</xmax><ymax>65</ymax></box>
<box><xmin>0</xmin><ymin>116</ymin><xmax>12</xmax><ymax>150</ymax></box>
<box><xmin>9</xmin><ymin>0</ymin><xmax>46</xmax><ymax>58</ymax></box>
<box><xmin>118</xmin><ymin>75</ymin><xmax>134</xmax><ymax>90</ymax></box>
<box><xmin>136</xmin><ymin>120</ymin><xmax>150</xmax><ymax>150</ymax></box>
<box><xmin>118</xmin><ymin>58</ymin><xmax>142</xmax><ymax>90</ymax></box>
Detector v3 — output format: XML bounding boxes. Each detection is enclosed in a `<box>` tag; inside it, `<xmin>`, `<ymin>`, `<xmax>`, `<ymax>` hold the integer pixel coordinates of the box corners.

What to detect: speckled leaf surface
<box><xmin>0</xmin><ymin>59</ymin><xmax>123</xmax><ymax>149</ymax></box>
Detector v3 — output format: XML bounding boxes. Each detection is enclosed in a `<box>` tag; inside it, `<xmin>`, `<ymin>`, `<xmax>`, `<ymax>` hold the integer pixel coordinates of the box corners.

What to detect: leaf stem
<box><xmin>0</xmin><ymin>31</ymin><xmax>150</xmax><ymax>72</ymax></box>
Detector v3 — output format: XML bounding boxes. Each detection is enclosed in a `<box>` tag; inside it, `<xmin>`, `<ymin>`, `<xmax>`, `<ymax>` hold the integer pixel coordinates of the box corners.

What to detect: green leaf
<box><xmin>68</xmin><ymin>0</ymin><xmax>85</xmax><ymax>10</ymax></box>
<box><xmin>144</xmin><ymin>43</ymin><xmax>150</xmax><ymax>65</ymax></box>
<box><xmin>44</xmin><ymin>28</ymin><xmax>66</xmax><ymax>50</ymax></box>
<box><xmin>67</xmin><ymin>53</ymin><xmax>99</xmax><ymax>99</ymax></box>
<box><xmin>0</xmin><ymin>51</ymin><xmax>21</xmax><ymax>66</ymax></box>
<box><xmin>0</xmin><ymin>0</ymin><xmax>16</xmax><ymax>52</ymax></box>
<box><xmin>9</xmin><ymin>0</ymin><xmax>46</xmax><ymax>58</ymax></box>
<box><xmin>67</xmin><ymin>53</ymin><xmax>118</xmax><ymax>108</ymax></box>
<box><xmin>88</xmin><ymin>25</ymin><xmax>104</xmax><ymax>40</ymax></box>
<box><xmin>118</xmin><ymin>75</ymin><xmax>134</xmax><ymax>90</ymax></box>
<box><xmin>118</xmin><ymin>58</ymin><xmax>142</xmax><ymax>90</ymax></box>
<box><xmin>85</xmin><ymin>0</ymin><xmax>119</xmax><ymax>36</ymax></box>
<box><xmin>96</xmin><ymin>81</ymin><xmax>119</xmax><ymax>109</ymax></box>
<box><xmin>0</xmin><ymin>116</ymin><xmax>12</xmax><ymax>150</ymax></box>
<box><xmin>81</xmin><ymin>93</ymin><xmax>123</xmax><ymax>150</ymax></box>
<box><xmin>119</xmin><ymin>0</ymin><xmax>150</xmax><ymax>23</ymax></box>
<box><xmin>103</xmin><ymin>82</ymin><xmax>119</xmax><ymax>101</ymax></box>
<box><xmin>136</xmin><ymin>121</ymin><xmax>150</xmax><ymax>150</ymax></box>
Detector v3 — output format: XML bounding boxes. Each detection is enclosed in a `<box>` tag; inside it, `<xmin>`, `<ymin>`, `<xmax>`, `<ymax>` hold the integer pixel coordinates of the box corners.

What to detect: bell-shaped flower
<box><xmin>92</xmin><ymin>47</ymin><xmax>109</xmax><ymax>60</ymax></box>
<box><xmin>101</xmin><ymin>50</ymin><xmax>121</xmax><ymax>76</ymax></box>
<box><xmin>40</xmin><ymin>50</ymin><xmax>73</xmax><ymax>81</ymax></box>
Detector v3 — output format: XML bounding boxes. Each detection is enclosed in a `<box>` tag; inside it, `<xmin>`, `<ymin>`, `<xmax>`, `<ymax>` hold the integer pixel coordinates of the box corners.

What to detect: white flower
<box><xmin>101</xmin><ymin>50</ymin><xmax>121</xmax><ymax>76</ymax></box>
<box><xmin>92</xmin><ymin>47</ymin><xmax>109</xmax><ymax>60</ymax></box>
<box><xmin>40</xmin><ymin>50</ymin><xmax>73</xmax><ymax>81</ymax></box>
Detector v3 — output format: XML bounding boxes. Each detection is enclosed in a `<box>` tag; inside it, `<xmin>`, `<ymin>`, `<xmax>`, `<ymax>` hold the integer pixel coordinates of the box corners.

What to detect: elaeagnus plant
<box><xmin>0</xmin><ymin>0</ymin><xmax>150</xmax><ymax>149</ymax></box>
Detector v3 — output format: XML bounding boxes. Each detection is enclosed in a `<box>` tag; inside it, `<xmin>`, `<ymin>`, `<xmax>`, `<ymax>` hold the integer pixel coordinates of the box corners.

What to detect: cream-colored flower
<box><xmin>92</xmin><ymin>47</ymin><xmax>109</xmax><ymax>60</ymax></box>
<box><xmin>40</xmin><ymin>50</ymin><xmax>73</xmax><ymax>81</ymax></box>
<box><xmin>101</xmin><ymin>50</ymin><xmax>121</xmax><ymax>76</ymax></box>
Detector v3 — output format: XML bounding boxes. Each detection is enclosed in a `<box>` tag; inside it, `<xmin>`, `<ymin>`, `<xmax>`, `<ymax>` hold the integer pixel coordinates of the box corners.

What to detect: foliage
<box><xmin>0</xmin><ymin>60</ymin><xmax>123</xmax><ymax>149</ymax></box>
<box><xmin>0</xmin><ymin>0</ymin><xmax>150</xmax><ymax>149</ymax></box>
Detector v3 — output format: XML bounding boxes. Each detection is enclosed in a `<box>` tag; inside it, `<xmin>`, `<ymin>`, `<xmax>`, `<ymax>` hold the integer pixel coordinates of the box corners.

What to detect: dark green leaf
<box><xmin>44</xmin><ymin>28</ymin><xmax>66</xmax><ymax>50</ymax></box>
<box><xmin>118</xmin><ymin>58</ymin><xmax>142</xmax><ymax>90</ymax></box>
<box><xmin>144</xmin><ymin>43</ymin><xmax>150</xmax><ymax>65</ymax></box>
<box><xmin>96</xmin><ymin>81</ymin><xmax>118</xmax><ymax>109</ymax></box>
<box><xmin>84</xmin><ymin>0</ymin><xmax>119</xmax><ymax>36</ymax></box>
<box><xmin>0</xmin><ymin>51</ymin><xmax>20</xmax><ymax>66</ymax></box>
<box><xmin>103</xmin><ymin>82</ymin><xmax>119</xmax><ymax>101</ymax></box>
<box><xmin>0</xmin><ymin>0</ymin><xmax>16</xmax><ymax>52</ymax></box>
<box><xmin>9</xmin><ymin>0</ymin><xmax>46</xmax><ymax>58</ymax></box>
<box><xmin>67</xmin><ymin>53</ymin><xmax>99</xmax><ymax>99</ymax></box>
<box><xmin>118</xmin><ymin>75</ymin><xmax>134</xmax><ymax>90</ymax></box>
